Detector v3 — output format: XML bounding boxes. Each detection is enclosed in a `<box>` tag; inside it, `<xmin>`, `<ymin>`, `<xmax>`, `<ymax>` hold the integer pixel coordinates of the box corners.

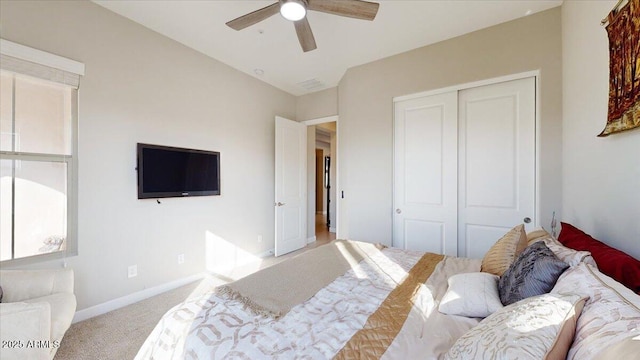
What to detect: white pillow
<box><xmin>445</xmin><ymin>293</ymin><xmax>587</xmax><ymax>360</ymax></box>
<box><xmin>551</xmin><ymin>263</ymin><xmax>640</xmax><ymax>359</ymax></box>
<box><xmin>438</xmin><ymin>272</ymin><xmax>503</xmax><ymax>318</ymax></box>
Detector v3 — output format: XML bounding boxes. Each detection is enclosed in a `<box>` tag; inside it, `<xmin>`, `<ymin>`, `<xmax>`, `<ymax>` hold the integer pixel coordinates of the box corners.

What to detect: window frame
<box><xmin>0</xmin><ymin>39</ymin><xmax>82</xmax><ymax>266</ymax></box>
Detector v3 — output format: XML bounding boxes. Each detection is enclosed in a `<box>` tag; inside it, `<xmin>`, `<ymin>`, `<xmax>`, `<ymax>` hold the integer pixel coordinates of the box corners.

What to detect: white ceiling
<box><xmin>93</xmin><ymin>0</ymin><xmax>562</xmax><ymax>96</ymax></box>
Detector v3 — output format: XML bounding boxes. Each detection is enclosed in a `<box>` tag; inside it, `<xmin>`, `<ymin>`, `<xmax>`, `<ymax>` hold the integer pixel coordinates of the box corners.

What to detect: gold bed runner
<box><xmin>334</xmin><ymin>252</ymin><xmax>445</xmax><ymax>360</ymax></box>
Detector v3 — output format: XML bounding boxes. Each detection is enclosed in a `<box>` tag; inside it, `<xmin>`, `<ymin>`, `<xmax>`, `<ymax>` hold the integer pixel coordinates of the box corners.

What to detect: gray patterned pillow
<box><xmin>498</xmin><ymin>242</ymin><xmax>569</xmax><ymax>305</ymax></box>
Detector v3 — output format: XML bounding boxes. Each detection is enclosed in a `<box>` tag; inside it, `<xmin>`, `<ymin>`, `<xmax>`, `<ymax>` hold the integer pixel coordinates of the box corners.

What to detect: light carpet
<box><xmin>54</xmin><ymin>277</ymin><xmax>223</xmax><ymax>360</ymax></box>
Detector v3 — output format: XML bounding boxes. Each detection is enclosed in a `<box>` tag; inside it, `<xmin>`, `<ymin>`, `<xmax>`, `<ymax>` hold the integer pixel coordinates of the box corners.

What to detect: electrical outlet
<box><xmin>257</xmin><ymin>235</ymin><xmax>263</xmax><ymax>243</ymax></box>
<box><xmin>178</xmin><ymin>254</ymin><xmax>185</xmax><ymax>264</ymax></box>
<box><xmin>128</xmin><ymin>265</ymin><xmax>138</xmax><ymax>278</ymax></box>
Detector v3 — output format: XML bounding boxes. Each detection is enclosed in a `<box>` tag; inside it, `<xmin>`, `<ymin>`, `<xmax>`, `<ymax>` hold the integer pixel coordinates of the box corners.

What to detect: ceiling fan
<box><xmin>226</xmin><ymin>0</ymin><xmax>380</xmax><ymax>52</ymax></box>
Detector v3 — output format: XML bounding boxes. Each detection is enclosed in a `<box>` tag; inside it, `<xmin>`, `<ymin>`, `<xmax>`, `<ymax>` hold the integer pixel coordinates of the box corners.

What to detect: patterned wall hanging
<box><xmin>599</xmin><ymin>0</ymin><xmax>640</xmax><ymax>136</ymax></box>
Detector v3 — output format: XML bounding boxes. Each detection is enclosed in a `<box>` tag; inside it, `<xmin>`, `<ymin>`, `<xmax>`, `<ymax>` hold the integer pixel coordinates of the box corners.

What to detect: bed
<box><xmin>136</xmin><ymin>225</ymin><xmax>640</xmax><ymax>359</ymax></box>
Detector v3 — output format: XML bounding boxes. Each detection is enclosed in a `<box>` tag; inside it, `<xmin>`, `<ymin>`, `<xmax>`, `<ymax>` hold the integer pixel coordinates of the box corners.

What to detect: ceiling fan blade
<box><xmin>308</xmin><ymin>0</ymin><xmax>379</xmax><ymax>21</ymax></box>
<box><xmin>294</xmin><ymin>18</ymin><xmax>317</xmax><ymax>52</ymax></box>
<box><xmin>226</xmin><ymin>2</ymin><xmax>280</xmax><ymax>31</ymax></box>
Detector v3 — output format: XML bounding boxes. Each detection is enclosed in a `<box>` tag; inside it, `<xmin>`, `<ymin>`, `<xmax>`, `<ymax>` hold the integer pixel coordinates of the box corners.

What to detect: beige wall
<box><xmin>0</xmin><ymin>0</ymin><xmax>296</xmax><ymax>310</ymax></box>
<box><xmin>562</xmin><ymin>1</ymin><xmax>640</xmax><ymax>259</ymax></box>
<box><xmin>337</xmin><ymin>8</ymin><xmax>563</xmax><ymax>246</ymax></box>
<box><xmin>296</xmin><ymin>87</ymin><xmax>338</xmax><ymax>121</ymax></box>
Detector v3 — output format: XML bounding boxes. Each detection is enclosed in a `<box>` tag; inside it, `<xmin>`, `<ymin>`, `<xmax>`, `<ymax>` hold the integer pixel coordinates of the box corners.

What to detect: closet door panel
<box><xmin>393</xmin><ymin>92</ymin><xmax>458</xmax><ymax>255</ymax></box>
<box><xmin>404</xmin><ymin>220</ymin><xmax>444</xmax><ymax>254</ymax></box>
<box><xmin>458</xmin><ymin>77</ymin><xmax>536</xmax><ymax>258</ymax></box>
<box><xmin>464</xmin><ymin>95</ymin><xmax>517</xmax><ymax>209</ymax></box>
<box><xmin>464</xmin><ymin>224</ymin><xmax>513</xmax><ymax>259</ymax></box>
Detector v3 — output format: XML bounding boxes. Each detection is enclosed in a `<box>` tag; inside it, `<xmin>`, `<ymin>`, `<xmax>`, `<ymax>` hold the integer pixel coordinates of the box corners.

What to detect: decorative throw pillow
<box><xmin>558</xmin><ymin>222</ymin><xmax>640</xmax><ymax>294</ymax></box>
<box><xmin>593</xmin><ymin>335</ymin><xmax>640</xmax><ymax>360</ymax></box>
<box><xmin>438</xmin><ymin>272</ymin><xmax>503</xmax><ymax>318</ymax></box>
<box><xmin>526</xmin><ymin>228</ymin><xmax>550</xmax><ymax>243</ymax></box>
<box><xmin>527</xmin><ymin>229</ymin><xmax>596</xmax><ymax>267</ymax></box>
<box><xmin>498</xmin><ymin>242</ymin><xmax>569</xmax><ymax>305</ymax></box>
<box><xmin>445</xmin><ymin>293</ymin><xmax>587</xmax><ymax>360</ymax></box>
<box><xmin>551</xmin><ymin>263</ymin><xmax>640</xmax><ymax>359</ymax></box>
<box><xmin>481</xmin><ymin>224</ymin><xmax>527</xmax><ymax>276</ymax></box>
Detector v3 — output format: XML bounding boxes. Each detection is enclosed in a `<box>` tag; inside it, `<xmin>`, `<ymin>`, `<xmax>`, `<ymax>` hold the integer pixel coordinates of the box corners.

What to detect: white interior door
<box><xmin>458</xmin><ymin>77</ymin><xmax>536</xmax><ymax>258</ymax></box>
<box><xmin>393</xmin><ymin>92</ymin><xmax>458</xmax><ymax>255</ymax></box>
<box><xmin>275</xmin><ymin>116</ymin><xmax>307</xmax><ymax>257</ymax></box>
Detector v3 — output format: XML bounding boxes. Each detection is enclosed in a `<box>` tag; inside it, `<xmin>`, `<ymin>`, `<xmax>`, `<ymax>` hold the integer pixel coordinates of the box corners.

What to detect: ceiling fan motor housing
<box><xmin>280</xmin><ymin>0</ymin><xmax>309</xmax><ymax>22</ymax></box>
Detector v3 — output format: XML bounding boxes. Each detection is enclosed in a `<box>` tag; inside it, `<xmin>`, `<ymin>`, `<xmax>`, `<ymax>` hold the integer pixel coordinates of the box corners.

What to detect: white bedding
<box><xmin>136</xmin><ymin>247</ymin><xmax>481</xmax><ymax>359</ymax></box>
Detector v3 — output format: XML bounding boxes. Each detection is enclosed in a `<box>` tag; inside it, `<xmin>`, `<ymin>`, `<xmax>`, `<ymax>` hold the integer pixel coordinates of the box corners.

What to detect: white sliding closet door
<box><xmin>458</xmin><ymin>77</ymin><xmax>536</xmax><ymax>258</ymax></box>
<box><xmin>393</xmin><ymin>76</ymin><xmax>536</xmax><ymax>258</ymax></box>
<box><xmin>393</xmin><ymin>92</ymin><xmax>459</xmax><ymax>255</ymax></box>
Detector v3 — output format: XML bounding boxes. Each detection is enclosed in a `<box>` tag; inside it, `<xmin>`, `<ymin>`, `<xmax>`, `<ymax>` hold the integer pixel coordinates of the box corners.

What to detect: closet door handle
<box><xmin>523</xmin><ymin>217</ymin><xmax>531</xmax><ymax>224</ymax></box>
<box><xmin>396</xmin><ymin>208</ymin><xmax>402</xmax><ymax>214</ymax></box>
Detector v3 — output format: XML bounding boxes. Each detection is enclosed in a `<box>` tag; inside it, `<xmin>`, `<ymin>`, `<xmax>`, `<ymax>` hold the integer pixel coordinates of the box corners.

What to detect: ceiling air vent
<box><xmin>297</xmin><ymin>78</ymin><xmax>325</xmax><ymax>91</ymax></box>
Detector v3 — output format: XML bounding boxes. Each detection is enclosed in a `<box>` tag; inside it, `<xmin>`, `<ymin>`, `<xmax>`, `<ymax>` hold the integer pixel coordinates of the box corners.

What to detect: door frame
<box><xmin>392</xmin><ymin>70</ymin><xmax>541</xmax><ymax>248</ymax></box>
<box><xmin>302</xmin><ymin>115</ymin><xmax>339</xmax><ymax>240</ymax></box>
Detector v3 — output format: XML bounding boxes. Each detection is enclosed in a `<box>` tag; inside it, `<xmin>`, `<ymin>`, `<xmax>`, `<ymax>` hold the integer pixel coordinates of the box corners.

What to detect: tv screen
<box><xmin>137</xmin><ymin>143</ymin><xmax>220</xmax><ymax>199</ymax></box>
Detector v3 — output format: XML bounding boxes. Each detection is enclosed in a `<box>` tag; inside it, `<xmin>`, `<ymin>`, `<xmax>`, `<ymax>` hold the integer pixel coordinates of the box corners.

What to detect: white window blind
<box><xmin>0</xmin><ymin>39</ymin><xmax>85</xmax><ymax>88</ymax></box>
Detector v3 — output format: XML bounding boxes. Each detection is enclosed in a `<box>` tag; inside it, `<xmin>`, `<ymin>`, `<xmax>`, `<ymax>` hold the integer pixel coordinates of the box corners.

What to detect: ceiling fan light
<box><xmin>280</xmin><ymin>0</ymin><xmax>306</xmax><ymax>21</ymax></box>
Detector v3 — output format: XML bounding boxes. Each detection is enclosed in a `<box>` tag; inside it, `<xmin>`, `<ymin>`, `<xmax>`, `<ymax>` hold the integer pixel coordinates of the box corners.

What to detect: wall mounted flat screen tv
<box><xmin>137</xmin><ymin>143</ymin><xmax>220</xmax><ymax>199</ymax></box>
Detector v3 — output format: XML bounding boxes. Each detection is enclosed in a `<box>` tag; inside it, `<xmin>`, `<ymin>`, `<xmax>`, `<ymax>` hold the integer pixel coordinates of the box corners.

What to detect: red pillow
<box><xmin>558</xmin><ymin>222</ymin><xmax>640</xmax><ymax>294</ymax></box>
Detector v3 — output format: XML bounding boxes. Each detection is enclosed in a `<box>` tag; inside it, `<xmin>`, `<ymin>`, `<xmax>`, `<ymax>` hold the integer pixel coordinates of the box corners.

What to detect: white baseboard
<box><xmin>307</xmin><ymin>236</ymin><xmax>317</xmax><ymax>244</ymax></box>
<box><xmin>72</xmin><ymin>272</ymin><xmax>207</xmax><ymax>324</ymax></box>
<box><xmin>329</xmin><ymin>227</ymin><xmax>337</xmax><ymax>233</ymax></box>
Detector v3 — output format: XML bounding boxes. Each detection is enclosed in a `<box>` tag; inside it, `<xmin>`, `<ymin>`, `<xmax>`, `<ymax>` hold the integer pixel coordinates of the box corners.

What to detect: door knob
<box><xmin>396</xmin><ymin>208</ymin><xmax>402</xmax><ymax>214</ymax></box>
<box><xmin>523</xmin><ymin>217</ymin><xmax>531</xmax><ymax>224</ymax></box>
<box><xmin>276</xmin><ymin>202</ymin><xmax>286</xmax><ymax>207</ymax></box>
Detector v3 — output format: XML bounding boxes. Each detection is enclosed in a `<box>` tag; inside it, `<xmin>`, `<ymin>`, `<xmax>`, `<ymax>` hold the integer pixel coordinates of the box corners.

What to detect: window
<box><xmin>0</xmin><ymin>40</ymin><xmax>83</xmax><ymax>264</ymax></box>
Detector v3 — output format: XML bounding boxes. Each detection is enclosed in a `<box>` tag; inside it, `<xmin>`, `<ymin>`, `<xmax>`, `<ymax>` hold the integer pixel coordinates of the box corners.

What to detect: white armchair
<box><xmin>0</xmin><ymin>268</ymin><xmax>77</xmax><ymax>360</ymax></box>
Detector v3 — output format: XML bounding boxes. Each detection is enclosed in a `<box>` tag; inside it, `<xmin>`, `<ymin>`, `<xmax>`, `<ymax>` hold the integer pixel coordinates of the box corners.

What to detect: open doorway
<box><xmin>313</xmin><ymin>122</ymin><xmax>336</xmax><ymax>243</ymax></box>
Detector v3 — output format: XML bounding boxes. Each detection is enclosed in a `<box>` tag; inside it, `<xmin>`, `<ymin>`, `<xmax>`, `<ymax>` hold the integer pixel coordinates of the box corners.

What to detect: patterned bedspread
<box><xmin>136</xmin><ymin>247</ymin><xmax>481</xmax><ymax>359</ymax></box>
